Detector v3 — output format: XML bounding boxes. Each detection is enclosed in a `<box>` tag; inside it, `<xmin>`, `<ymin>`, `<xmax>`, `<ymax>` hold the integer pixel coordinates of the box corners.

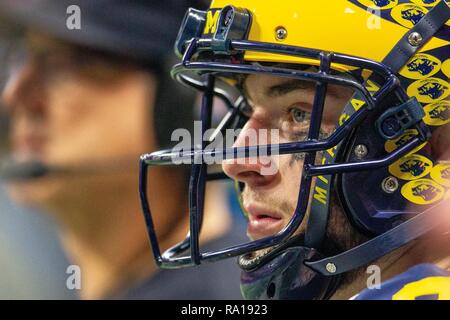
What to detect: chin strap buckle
<box><xmin>376</xmin><ymin>97</ymin><xmax>425</xmax><ymax>140</ymax></box>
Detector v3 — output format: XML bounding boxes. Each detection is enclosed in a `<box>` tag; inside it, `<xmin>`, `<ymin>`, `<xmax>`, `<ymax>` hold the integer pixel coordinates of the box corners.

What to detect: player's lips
<box><xmin>245</xmin><ymin>203</ymin><xmax>284</xmax><ymax>240</ymax></box>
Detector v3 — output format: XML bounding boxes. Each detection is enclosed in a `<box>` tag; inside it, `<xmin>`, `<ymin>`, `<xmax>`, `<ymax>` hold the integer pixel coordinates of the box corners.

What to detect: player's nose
<box><xmin>222</xmin><ymin>117</ymin><xmax>279</xmax><ymax>188</ymax></box>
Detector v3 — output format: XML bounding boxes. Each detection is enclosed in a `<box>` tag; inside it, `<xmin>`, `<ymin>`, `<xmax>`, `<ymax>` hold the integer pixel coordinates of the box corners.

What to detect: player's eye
<box><xmin>290</xmin><ymin>107</ymin><xmax>307</xmax><ymax>124</ymax></box>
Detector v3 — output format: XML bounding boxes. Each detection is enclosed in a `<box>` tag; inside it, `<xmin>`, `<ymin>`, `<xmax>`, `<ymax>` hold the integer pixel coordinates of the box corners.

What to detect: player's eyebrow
<box><xmin>267</xmin><ymin>78</ymin><xmax>353</xmax><ymax>100</ymax></box>
<box><xmin>266</xmin><ymin>79</ymin><xmax>315</xmax><ymax>97</ymax></box>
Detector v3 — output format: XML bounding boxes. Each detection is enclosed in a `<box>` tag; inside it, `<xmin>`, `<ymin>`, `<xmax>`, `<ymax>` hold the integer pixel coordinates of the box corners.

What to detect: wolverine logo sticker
<box><xmin>391</xmin><ymin>4</ymin><xmax>428</xmax><ymax>28</ymax></box>
<box><xmin>413</xmin><ymin>184</ymin><xmax>439</xmax><ymax>201</ymax></box>
<box><xmin>418</xmin><ymin>82</ymin><xmax>447</xmax><ymax>99</ymax></box>
<box><xmin>407</xmin><ymin>57</ymin><xmax>438</xmax><ymax>76</ymax></box>
<box><xmin>411</xmin><ymin>0</ymin><xmax>439</xmax><ymax>7</ymax></box>
<box><xmin>389</xmin><ymin>154</ymin><xmax>433</xmax><ymax>180</ymax></box>
<box><xmin>384</xmin><ymin>129</ymin><xmax>426</xmax><ymax>154</ymax></box>
<box><xmin>401</xmin><ymin>179</ymin><xmax>444</xmax><ymax>205</ymax></box>
<box><xmin>400</xmin><ymin>54</ymin><xmax>441</xmax><ymax>79</ymax></box>
<box><xmin>402</xmin><ymin>9</ymin><xmax>425</xmax><ymax>25</ymax></box>
<box><xmin>357</xmin><ymin>0</ymin><xmax>398</xmax><ymax>9</ymax></box>
<box><xmin>400</xmin><ymin>160</ymin><xmax>430</xmax><ymax>176</ymax></box>
<box><xmin>423</xmin><ymin>101</ymin><xmax>450</xmax><ymax>126</ymax></box>
<box><xmin>407</xmin><ymin>78</ymin><xmax>449</xmax><ymax>103</ymax></box>
<box><xmin>430</xmin><ymin>163</ymin><xmax>450</xmax><ymax>188</ymax></box>
<box><xmin>395</xmin><ymin>131</ymin><xmax>418</xmax><ymax>148</ymax></box>
<box><xmin>429</xmin><ymin>104</ymin><xmax>450</xmax><ymax>121</ymax></box>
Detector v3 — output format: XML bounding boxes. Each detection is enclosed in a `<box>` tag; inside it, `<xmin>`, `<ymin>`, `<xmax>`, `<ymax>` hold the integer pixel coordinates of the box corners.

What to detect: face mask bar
<box><xmin>138</xmin><ymin>33</ymin><xmax>431</xmax><ymax>269</ymax></box>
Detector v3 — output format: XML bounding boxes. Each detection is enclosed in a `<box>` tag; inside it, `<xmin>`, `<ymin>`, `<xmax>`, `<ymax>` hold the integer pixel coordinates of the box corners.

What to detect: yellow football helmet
<box><xmin>139</xmin><ymin>0</ymin><xmax>449</xmax><ymax>299</ymax></box>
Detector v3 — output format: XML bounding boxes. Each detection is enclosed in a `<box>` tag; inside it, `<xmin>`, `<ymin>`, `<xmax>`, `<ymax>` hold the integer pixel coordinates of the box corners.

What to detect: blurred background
<box><xmin>0</xmin><ymin>0</ymin><xmax>246</xmax><ymax>300</ymax></box>
<box><xmin>0</xmin><ymin>14</ymin><xmax>76</xmax><ymax>299</ymax></box>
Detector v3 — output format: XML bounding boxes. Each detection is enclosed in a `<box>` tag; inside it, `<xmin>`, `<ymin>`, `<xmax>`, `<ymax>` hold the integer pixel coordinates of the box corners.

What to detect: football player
<box><xmin>139</xmin><ymin>0</ymin><xmax>450</xmax><ymax>299</ymax></box>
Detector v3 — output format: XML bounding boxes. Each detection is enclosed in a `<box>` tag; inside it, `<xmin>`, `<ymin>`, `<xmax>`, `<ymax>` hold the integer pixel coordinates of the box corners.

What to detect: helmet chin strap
<box><xmin>305</xmin><ymin>198</ymin><xmax>449</xmax><ymax>276</ymax></box>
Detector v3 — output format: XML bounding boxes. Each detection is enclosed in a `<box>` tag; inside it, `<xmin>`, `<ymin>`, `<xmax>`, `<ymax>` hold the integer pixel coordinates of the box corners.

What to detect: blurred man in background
<box><xmin>0</xmin><ymin>16</ymin><xmax>75</xmax><ymax>300</ymax></box>
<box><xmin>0</xmin><ymin>0</ymin><xmax>245</xmax><ymax>299</ymax></box>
